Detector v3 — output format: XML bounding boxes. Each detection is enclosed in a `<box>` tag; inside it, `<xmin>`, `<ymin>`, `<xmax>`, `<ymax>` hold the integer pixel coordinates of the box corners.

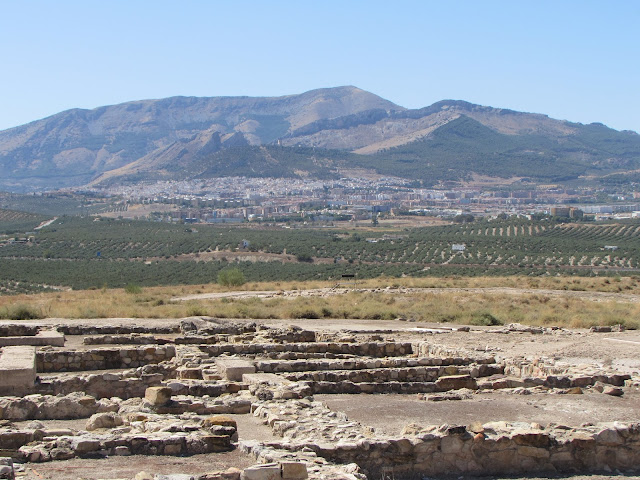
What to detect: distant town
<box><xmin>63</xmin><ymin>176</ymin><xmax>640</xmax><ymax>225</ymax></box>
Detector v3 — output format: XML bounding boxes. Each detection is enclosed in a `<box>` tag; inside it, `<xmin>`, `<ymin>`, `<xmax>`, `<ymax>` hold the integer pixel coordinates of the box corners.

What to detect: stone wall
<box><xmin>416</xmin><ymin>342</ymin><xmax>495</xmax><ymax>364</ymax></box>
<box><xmin>36</xmin><ymin>345</ymin><xmax>176</xmax><ymax>372</ymax></box>
<box><xmin>82</xmin><ymin>335</ymin><xmax>171</xmax><ymax>345</ymax></box>
<box><xmin>198</xmin><ymin>342</ymin><xmax>412</xmax><ymax>358</ymax></box>
<box><xmin>0</xmin><ymin>325</ymin><xmax>40</xmax><ymax>337</ymax></box>
<box><xmin>252</xmin><ymin>397</ymin><xmax>640</xmax><ymax>478</ymax></box>
<box><xmin>36</xmin><ymin>371</ymin><xmax>166</xmax><ymax>399</ymax></box>
<box><xmin>255</xmin><ymin>355</ymin><xmax>495</xmax><ymax>374</ymax></box>
<box><xmin>0</xmin><ymin>393</ymin><xmax>116</xmax><ymax>420</ymax></box>
<box><xmin>17</xmin><ymin>430</ymin><xmax>233</xmax><ymax>462</ymax></box>
<box><xmin>282</xmin><ymin>365</ymin><xmax>503</xmax><ymax>384</ymax></box>
<box><xmin>57</xmin><ymin>325</ymin><xmax>178</xmax><ymax>335</ymax></box>
<box><xmin>315</xmin><ymin>423</ymin><xmax>640</xmax><ymax>478</ymax></box>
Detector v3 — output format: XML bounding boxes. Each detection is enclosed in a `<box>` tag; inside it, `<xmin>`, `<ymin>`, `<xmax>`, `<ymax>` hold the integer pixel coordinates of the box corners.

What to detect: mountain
<box><xmin>1</xmin><ymin>87</ymin><xmax>639</xmax><ymax>191</ymax></box>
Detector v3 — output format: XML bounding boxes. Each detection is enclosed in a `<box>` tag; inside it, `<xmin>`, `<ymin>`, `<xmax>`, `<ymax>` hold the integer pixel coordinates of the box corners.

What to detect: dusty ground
<box><xmin>20</xmin><ymin>451</ymin><xmax>253</xmax><ymax>479</ymax></box>
<box><xmin>318</xmin><ymin>390</ymin><xmax>640</xmax><ymax>437</ymax></box>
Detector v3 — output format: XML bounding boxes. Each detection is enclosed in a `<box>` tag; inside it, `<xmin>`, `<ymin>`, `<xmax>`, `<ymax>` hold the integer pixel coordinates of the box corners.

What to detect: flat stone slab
<box><xmin>0</xmin><ymin>330</ymin><xmax>65</xmax><ymax>347</ymax></box>
<box><xmin>0</xmin><ymin>346</ymin><xmax>36</xmax><ymax>395</ymax></box>
<box><xmin>242</xmin><ymin>373</ymin><xmax>293</xmax><ymax>386</ymax></box>
<box><xmin>217</xmin><ymin>358</ymin><xmax>256</xmax><ymax>381</ymax></box>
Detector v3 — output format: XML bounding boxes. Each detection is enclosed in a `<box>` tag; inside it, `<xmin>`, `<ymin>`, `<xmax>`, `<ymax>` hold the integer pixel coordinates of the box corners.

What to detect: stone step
<box><xmin>255</xmin><ymin>356</ymin><xmax>495</xmax><ymax>374</ymax></box>
<box><xmin>198</xmin><ymin>342</ymin><xmax>413</xmax><ymax>358</ymax></box>
<box><xmin>282</xmin><ymin>364</ymin><xmax>503</xmax><ymax>384</ymax></box>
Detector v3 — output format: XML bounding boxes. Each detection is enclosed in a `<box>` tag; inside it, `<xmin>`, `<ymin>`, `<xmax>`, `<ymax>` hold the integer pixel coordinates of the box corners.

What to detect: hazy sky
<box><xmin>1</xmin><ymin>1</ymin><xmax>638</xmax><ymax>132</ymax></box>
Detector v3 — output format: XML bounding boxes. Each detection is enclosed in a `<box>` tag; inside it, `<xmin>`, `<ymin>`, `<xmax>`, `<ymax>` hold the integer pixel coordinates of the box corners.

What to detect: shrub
<box><xmin>1</xmin><ymin>304</ymin><xmax>43</xmax><ymax>320</ymax></box>
<box><xmin>290</xmin><ymin>308</ymin><xmax>320</xmax><ymax>319</ymax></box>
<box><xmin>125</xmin><ymin>283</ymin><xmax>143</xmax><ymax>294</ymax></box>
<box><xmin>186</xmin><ymin>304</ymin><xmax>208</xmax><ymax>316</ymax></box>
<box><xmin>217</xmin><ymin>268</ymin><xmax>246</xmax><ymax>287</ymax></box>
<box><xmin>470</xmin><ymin>312</ymin><xmax>503</xmax><ymax>326</ymax></box>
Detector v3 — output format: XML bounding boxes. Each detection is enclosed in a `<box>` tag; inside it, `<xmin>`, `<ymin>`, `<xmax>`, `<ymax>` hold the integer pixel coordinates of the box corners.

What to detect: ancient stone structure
<box><xmin>0</xmin><ymin>319</ymin><xmax>638</xmax><ymax>479</ymax></box>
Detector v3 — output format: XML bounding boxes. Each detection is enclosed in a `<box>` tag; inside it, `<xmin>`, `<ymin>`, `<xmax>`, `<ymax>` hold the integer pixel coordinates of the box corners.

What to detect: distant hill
<box><xmin>1</xmin><ymin>87</ymin><xmax>639</xmax><ymax>191</ymax></box>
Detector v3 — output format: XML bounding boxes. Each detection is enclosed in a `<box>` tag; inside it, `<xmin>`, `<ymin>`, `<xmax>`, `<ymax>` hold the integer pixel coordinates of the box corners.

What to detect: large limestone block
<box><xmin>145</xmin><ymin>386</ymin><xmax>173</xmax><ymax>406</ymax></box>
<box><xmin>281</xmin><ymin>462</ymin><xmax>308</xmax><ymax>479</ymax></box>
<box><xmin>435</xmin><ymin>374</ymin><xmax>477</xmax><ymax>391</ymax></box>
<box><xmin>203</xmin><ymin>415</ymin><xmax>237</xmax><ymax>429</ymax></box>
<box><xmin>241</xmin><ymin>464</ymin><xmax>280</xmax><ymax>480</ymax></box>
<box><xmin>242</xmin><ymin>373</ymin><xmax>292</xmax><ymax>386</ymax></box>
<box><xmin>199</xmin><ymin>468</ymin><xmax>241</xmax><ymax>480</ymax></box>
<box><xmin>0</xmin><ymin>330</ymin><xmax>64</xmax><ymax>347</ymax></box>
<box><xmin>0</xmin><ymin>346</ymin><xmax>36</xmax><ymax>396</ymax></box>
<box><xmin>217</xmin><ymin>358</ymin><xmax>256</xmax><ymax>381</ymax></box>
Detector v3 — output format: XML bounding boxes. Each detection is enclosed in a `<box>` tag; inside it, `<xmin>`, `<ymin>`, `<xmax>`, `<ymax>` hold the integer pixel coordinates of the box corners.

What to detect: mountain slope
<box><xmin>0</xmin><ymin>86</ymin><xmax>400</xmax><ymax>191</ymax></box>
<box><xmin>1</xmin><ymin>87</ymin><xmax>639</xmax><ymax>191</ymax></box>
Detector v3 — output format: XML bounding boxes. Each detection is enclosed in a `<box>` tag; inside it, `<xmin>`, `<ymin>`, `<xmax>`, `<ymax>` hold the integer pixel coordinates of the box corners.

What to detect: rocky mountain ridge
<box><xmin>1</xmin><ymin>86</ymin><xmax>639</xmax><ymax>191</ymax></box>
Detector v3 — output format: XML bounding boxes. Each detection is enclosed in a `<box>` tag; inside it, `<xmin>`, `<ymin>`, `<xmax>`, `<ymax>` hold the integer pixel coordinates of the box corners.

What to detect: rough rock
<box><xmin>85</xmin><ymin>412</ymin><xmax>124</xmax><ymax>431</ymax></box>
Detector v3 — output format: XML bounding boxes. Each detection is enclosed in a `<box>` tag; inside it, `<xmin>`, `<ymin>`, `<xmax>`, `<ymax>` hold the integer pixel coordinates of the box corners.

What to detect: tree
<box><xmin>217</xmin><ymin>268</ymin><xmax>246</xmax><ymax>287</ymax></box>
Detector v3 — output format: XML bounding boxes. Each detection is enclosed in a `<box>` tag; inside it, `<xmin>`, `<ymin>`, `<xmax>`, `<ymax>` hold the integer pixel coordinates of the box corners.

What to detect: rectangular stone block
<box><xmin>145</xmin><ymin>386</ymin><xmax>173</xmax><ymax>406</ymax></box>
<box><xmin>242</xmin><ymin>373</ymin><xmax>291</xmax><ymax>386</ymax></box>
<box><xmin>241</xmin><ymin>464</ymin><xmax>280</xmax><ymax>480</ymax></box>
<box><xmin>435</xmin><ymin>374</ymin><xmax>477</xmax><ymax>392</ymax></box>
<box><xmin>281</xmin><ymin>462</ymin><xmax>308</xmax><ymax>479</ymax></box>
<box><xmin>0</xmin><ymin>330</ymin><xmax>65</xmax><ymax>347</ymax></box>
<box><xmin>217</xmin><ymin>358</ymin><xmax>256</xmax><ymax>381</ymax></box>
<box><xmin>0</xmin><ymin>346</ymin><xmax>36</xmax><ymax>396</ymax></box>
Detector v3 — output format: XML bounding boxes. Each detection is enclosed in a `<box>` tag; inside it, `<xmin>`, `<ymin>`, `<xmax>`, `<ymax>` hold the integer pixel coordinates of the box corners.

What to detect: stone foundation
<box><xmin>36</xmin><ymin>345</ymin><xmax>176</xmax><ymax>372</ymax></box>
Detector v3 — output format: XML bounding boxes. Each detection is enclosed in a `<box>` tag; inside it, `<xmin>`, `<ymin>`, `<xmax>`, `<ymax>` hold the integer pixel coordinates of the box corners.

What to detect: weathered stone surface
<box><xmin>0</xmin><ymin>330</ymin><xmax>64</xmax><ymax>347</ymax></box>
<box><xmin>37</xmin><ymin>345</ymin><xmax>176</xmax><ymax>372</ymax></box>
<box><xmin>241</xmin><ymin>464</ymin><xmax>280</xmax><ymax>480</ymax></box>
<box><xmin>603</xmin><ymin>386</ymin><xmax>624</xmax><ymax>396</ymax></box>
<box><xmin>203</xmin><ymin>415</ymin><xmax>237</xmax><ymax>429</ymax></box>
<box><xmin>217</xmin><ymin>359</ymin><xmax>256</xmax><ymax>381</ymax></box>
<box><xmin>85</xmin><ymin>412</ymin><xmax>124</xmax><ymax>431</ymax></box>
<box><xmin>281</xmin><ymin>462</ymin><xmax>308</xmax><ymax>479</ymax></box>
<box><xmin>145</xmin><ymin>386</ymin><xmax>173</xmax><ymax>406</ymax></box>
<box><xmin>435</xmin><ymin>374</ymin><xmax>477</xmax><ymax>391</ymax></box>
<box><xmin>198</xmin><ymin>468</ymin><xmax>242</xmax><ymax>480</ymax></box>
<box><xmin>0</xmin><ymin>346</ymin><xmax>36</xmax><ymax>396</ymax></box>
<box><xmin>0</xmin><ymin>457</ymin><xmax>14</xmax><ymax>480</ymax></box>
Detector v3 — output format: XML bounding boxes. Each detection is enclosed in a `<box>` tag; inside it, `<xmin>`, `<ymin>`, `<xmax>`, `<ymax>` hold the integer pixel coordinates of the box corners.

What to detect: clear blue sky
<box><xmin>1</xmin><ymin>1</ymin><xmax>638</xmax><ymax>132</ymax></box>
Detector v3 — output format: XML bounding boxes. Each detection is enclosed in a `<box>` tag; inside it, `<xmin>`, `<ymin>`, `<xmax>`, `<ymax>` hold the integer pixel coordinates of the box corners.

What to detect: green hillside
<box><xmin>360</xmin><ymin>116</ymin><xmax>640</xmax><ymax>185</ymax></box>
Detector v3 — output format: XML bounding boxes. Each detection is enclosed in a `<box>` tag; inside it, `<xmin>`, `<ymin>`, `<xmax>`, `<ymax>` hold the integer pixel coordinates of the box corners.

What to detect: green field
<box><xmin>0</xmin><ymin>209</ymin><xmax>48</xmax><ymax>234</ymax></box>
<box><xmin>0</xmin><ymin>214</ymin><xmax>639</xmax><ymax>294</ymax></box>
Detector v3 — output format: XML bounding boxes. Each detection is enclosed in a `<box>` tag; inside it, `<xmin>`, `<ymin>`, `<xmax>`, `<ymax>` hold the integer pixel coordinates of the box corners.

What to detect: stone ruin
<box><xmin>0</xmin><ymin>318</ymin><xmax>638</xmax><ymax>479</ymax></box>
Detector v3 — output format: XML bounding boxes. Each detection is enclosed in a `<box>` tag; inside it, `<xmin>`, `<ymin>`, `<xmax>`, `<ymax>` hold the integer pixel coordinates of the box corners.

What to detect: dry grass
<box><xmin>0</xmin><ymin>275</ymin><xmax>639</xmax><ymax>329</ymax></box>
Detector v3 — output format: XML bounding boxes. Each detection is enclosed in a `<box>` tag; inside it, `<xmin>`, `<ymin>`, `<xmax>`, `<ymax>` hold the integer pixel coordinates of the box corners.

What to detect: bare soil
<box><xmin>20</xmin><ymin>451</ymin><xmax>253</xmax><ymax>480</ymax></box>
<box><xmin>317</xmin><ymin>390</ymin><xmax>640</xmax><ymax>437</ymax></box>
